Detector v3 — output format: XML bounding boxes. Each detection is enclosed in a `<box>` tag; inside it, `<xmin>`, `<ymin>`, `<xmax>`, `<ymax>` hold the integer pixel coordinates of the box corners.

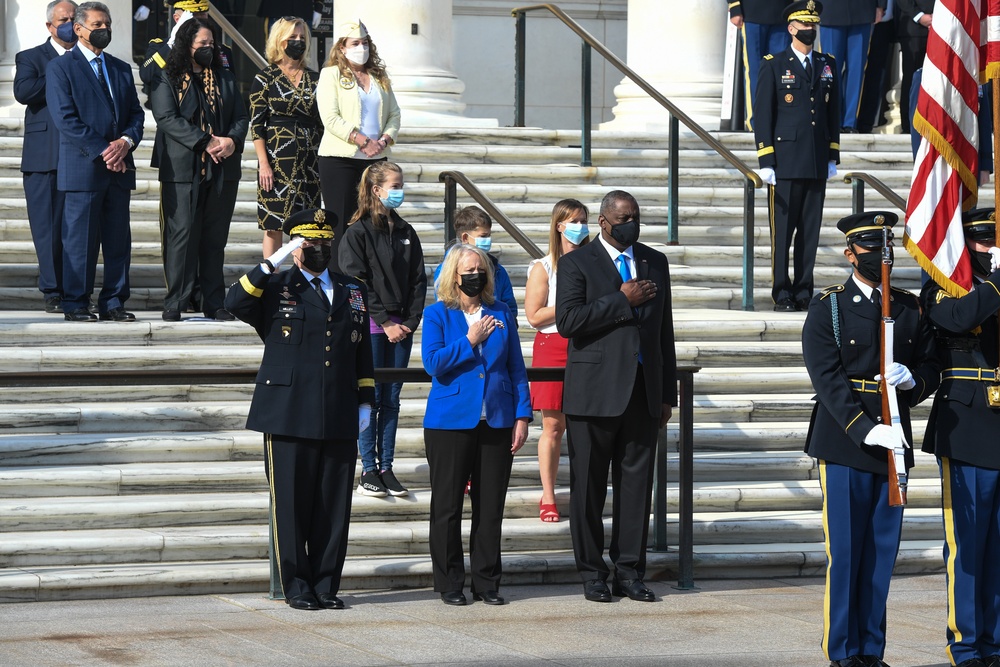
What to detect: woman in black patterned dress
<box><xmin>250</xmin><ymin>17</ymin><xmax>323</xmax><ymax>256</ymax></box>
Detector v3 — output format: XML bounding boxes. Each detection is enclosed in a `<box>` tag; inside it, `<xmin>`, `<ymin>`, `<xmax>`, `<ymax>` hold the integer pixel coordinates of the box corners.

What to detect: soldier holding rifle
<box><xmin>802</xmin><ymin>211</ymin><xmax>938</xmax><ymax>667</ymax></box>
<box><xmin>920</xmin><ymin>208</ymin><xmax>1000</xmax><ymax>667</ymax></box>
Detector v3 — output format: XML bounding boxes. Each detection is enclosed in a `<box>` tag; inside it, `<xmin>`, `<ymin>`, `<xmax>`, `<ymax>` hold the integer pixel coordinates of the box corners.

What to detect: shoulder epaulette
<box><xmin>149</xmin><ymin>38</ymin><xmax>163</xmax><ymax>44</ymax></box>
<box><xmin>763</xmin><ymin>54</ymin><xmax>774</xmax><ymax>61</ymax></box>
<box><xmin>819</xmin><ymin>284</ymin><xmax>845</xmax><ymax>300</ymax></box>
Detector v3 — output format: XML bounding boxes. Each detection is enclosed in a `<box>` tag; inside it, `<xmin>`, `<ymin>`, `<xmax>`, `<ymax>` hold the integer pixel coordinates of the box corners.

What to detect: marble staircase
<box><xmin>0</xmin><ymin>119</ymin><xmax>959</xmax><ymax>601</ymax></box>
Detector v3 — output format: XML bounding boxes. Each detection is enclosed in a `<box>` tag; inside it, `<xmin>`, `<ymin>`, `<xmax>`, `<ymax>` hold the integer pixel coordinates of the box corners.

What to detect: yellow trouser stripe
<box><xmin>265</xmin><ymin>434</ymin><xmax>285</xmax><ymax>598</ymax></box>
<box><xmin>820</xmin><ymin>461</ymin><xmax>833</xmax><ymax>660</ymax></box>
<box><xmin>769</xmin><ymin>183</ymin><xmax>777</xmax><ymax>300</ymax></box>
<box><xmin>942</xmin><ymin>457</ymin><xmax>961</xmax><ymax>665</ymax></box>
<box><xmin>240</xmin><ymin>274</ymin><xmax>263</xmax><ymax>297</ymax></box>
<box><xmin>741</xmin><ymin>24</ymin><xmax>753</xmax><ymax>131</ymax></box>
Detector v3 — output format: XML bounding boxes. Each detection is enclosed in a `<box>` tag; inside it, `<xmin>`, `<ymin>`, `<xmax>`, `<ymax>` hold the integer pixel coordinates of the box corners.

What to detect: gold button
<box><xmin>325</xmin><ymin>361</ymin><xmax>331</xmax><ymax>367</ymax></box>
<box><xmin>479</xmin><ymin>373</ymin><xmax>484</xmax><ymax>379</ymax></box>
<box><xmin>266</xmin><ymin>380</ymin><xmax>271</xmax><ymax>385</ymax></box>
<box><xmin>811</xmin><ymin>121</ymin><xmax>816</xmax><ymax>126</ymax></box>
<box><xmin>326</xmin><ymin>346</ymin><xmax>331</xmax><ymax>351</ymax></box>
<box><xmin>284</xmin><ymin>313</ymin><xmax>290</xmax><ymax>318</ymax></box>
<box><xmin>328</xmin><ymin>316</ymin><xmax>332</xmax><ymax>322</ymax></box>
<box><xmin>810</xmin><ymin>97</ymin><xmax>814</xmax><ymax>102</ymax></box>
<box><xmin>327</xmin><ymin>331</ymin><xmax>331</xmax><ymax>337</ymax></box>
<box><xmin>850</xmin><ymin>339</ymin><xmax>856</xmax><ymax>345</ymax></box>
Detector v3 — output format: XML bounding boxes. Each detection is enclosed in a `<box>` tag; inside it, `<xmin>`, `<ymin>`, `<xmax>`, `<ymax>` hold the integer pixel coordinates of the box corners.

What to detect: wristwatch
<box><xmin>120</xmin><ymin>135</ymin><xmax>135</xmax><ymax>149</ymax></box>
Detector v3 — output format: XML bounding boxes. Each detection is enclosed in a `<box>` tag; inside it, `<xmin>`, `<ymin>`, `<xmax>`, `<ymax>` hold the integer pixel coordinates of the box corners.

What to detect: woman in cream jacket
<box><xmin>316</xmin><ymin>20</ymin><xmax>401</xmax><ymax>270</ymax></box>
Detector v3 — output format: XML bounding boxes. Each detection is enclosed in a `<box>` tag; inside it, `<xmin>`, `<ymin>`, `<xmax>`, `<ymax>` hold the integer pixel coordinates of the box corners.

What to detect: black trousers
<box><xmin>159</xmin><ymin>179</ymin><xmax>238</xmax><ymax>314</ymax></box>
<box><xmin>264</xmin><ymin>433</ymin><xmax>357</xmax><ymax>599</ymax></box>
<box><xmin>565</xmin><ymin>367</ymin><xmax>658</xmax><ymax>583</ymax></box>
<box><xmin>768</xmin><ymin>178</ymin><xmax>827</xmax><ymax>304</ymax></box>
<box><xmin>424</xmin><ymin>422</ymin><xmax>514</xmax><ymax>594</ymax></box>
<box><xmin>318</xmin><ymin>155</ymin><xmax>384</xmax><ymax>274</ymax></box>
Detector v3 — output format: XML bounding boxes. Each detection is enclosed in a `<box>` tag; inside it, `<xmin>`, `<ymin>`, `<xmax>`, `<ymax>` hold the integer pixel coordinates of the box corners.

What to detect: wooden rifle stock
<box><xmin>881</xmin><ymin>229</ymin><xmax>906</xmax><ymax>506</ymax></box>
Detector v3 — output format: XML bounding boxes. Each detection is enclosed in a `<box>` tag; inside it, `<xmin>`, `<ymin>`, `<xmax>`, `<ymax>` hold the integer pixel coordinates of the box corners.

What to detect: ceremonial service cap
<box><xmin>837</xmin><ymin>211</ymin><xmax>898</xmax><ymax>249</ymax></box>
<box><xmin>783</xmin><ymin>0</ymin><xmax>822</xmax><ymax>24</ymax></box>
<box><xmin>962</xmin><ymin>208</ymin><xmax>996</xmax><ymax>242</ymax></box>
<box><xmin>338</xmin><ymin>20</ymin><xmax>369</xmax><ymax>39</ymax></box>
<box><xmin>172</xmin><ymin>0</ymin><xmax>209</xmax><ymax>12</ymax></box>
<box><xmin>283</xmin><ymin>209</ymin><xmax>335</xmax><ymax>240</ymax></box>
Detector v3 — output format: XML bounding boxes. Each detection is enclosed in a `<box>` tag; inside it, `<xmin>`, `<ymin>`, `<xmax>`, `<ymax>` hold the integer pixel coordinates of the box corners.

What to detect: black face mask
<box><xmin>284</xmin><ymin>40</ymin><xmax>306</xmax><ymax>60</ymax></box>
<box><xmin>193</xmin><ymin>46</ymin><xmax>215</xmax><ymax>69</ymax></box>
<box><xmin>972</xmin><ymin>250</ymin><xmax>993</xmax><ymax>276</ymax></box>
<box><xmin>86</xmin><ymin>27</ymin><xmax>112</xmax><ymax>49</ymax></box>
<box><xmin>608</xmin><ymin>219</ymin><xmax>640</xmax><ymax>247</ymax></box>
<box><xmin>795</xmin><ymin>28</ymin><xmax>817</xmax><ymax>46</ymax></box>
<box><xmin>458</xmin><ymin>271</ymin><xmax>488</xmax><ymax>298</ymax></box>
<box><xmin>301</xmin><ymin>244</ymin><xmax>332</xmax><ymax>273</ymax></box>
<box><xmin>852</xmin><ymin>249</ymin><xmax>891</xmax><ymax>284</ymax></box>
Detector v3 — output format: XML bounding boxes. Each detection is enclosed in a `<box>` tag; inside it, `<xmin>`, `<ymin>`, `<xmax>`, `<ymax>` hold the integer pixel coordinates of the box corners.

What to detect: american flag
<box><xmin>904</xmin><ymin>0</ymin><xmax>987</xmax><ymax>297</ymax></box>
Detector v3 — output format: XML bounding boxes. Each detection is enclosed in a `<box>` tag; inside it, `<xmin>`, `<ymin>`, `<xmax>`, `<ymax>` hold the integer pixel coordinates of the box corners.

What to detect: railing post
<box><xmin>668</xmin><ymin>114</ymin><xmax>680</xmax><ymax>244</ymax></box>
<box><xmin>444</xmin><ymin>176</ymin><xmax>457</xmax><ymax>248</ymax></box>
<box><xmin>581</xmin><ymin>42</ymin><xmax>592</xmax><ymax>167</ymax></box>
<box><xmin>673</xmin><ymin>369</ymin><xmax>698</xmax><ymax>591</ymax></box>
<box><xmin>852</xmin><ymin>178</ymin><xmax>865</xmax><ymax>214</ymax></box>
<box><xmin>743</xmin><ymin>179</ymin><xmax>756</xmax><ymax>311</ymax></box>
<box><xmin>514</xmin><ymin>11</ymin><xmax>526</xmax><ymax>127</ymax></box>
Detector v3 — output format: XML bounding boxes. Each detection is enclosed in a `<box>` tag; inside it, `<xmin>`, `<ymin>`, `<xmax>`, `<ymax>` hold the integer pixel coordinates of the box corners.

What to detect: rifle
<box><xmin>879</xmin><ymin>226</ymin><xmax>908</xmax><ymax>506</ymax></box>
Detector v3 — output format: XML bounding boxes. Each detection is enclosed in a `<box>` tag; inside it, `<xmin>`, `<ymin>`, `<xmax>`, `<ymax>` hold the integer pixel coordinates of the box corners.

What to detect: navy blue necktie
<box><xmin>95</xmin><ymin>55</ymin><xmax>116</xmax><ymax>120</ymax></box>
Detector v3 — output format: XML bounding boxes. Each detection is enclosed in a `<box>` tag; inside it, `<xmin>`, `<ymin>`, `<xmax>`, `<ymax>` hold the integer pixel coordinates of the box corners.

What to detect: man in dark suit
<box><xmin>727</xmin><ymin>0</ymin><xmax>790</xmax><ymax>131</ymax></box>
<box><xmin>46</xmin><ymin>1</ymin><xmax>145</xmax><ymax>322</ymax></box>
<box><xmin>555</xmin><ymin>190</ymin><xmax>677</xmax><ymax>604</ymax></box>
<box><xmin>226</xmin><ymin>209</ymin><xmax>375</xmax><ymax>611</ymax></box>
<box><xmin>896</xmin><ymin>0</ymin><xmax>933</xmax><ymax>134</ymax></box>
<box><xmin>920</xmin><ymin>208</ymin><xmax>1000</xmax><ymax>667</ymax></box>
<box><xmin>802</xmin><ymin>211</ymin><xmax>938</xmax><ymax>667</ymax></box>
<box><xmin>755</xmin><ymin>0</ymin><xmax>841</xmax><ymax>312</ymax></box>
<box><xmin>13</xmin><ymin>0</ymin><xmax>78</xmax><ymax>314</ymax></box>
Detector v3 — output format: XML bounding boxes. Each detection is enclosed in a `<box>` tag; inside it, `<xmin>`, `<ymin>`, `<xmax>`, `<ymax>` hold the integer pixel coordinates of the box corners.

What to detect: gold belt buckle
<box><xmin>988</xmin><ymin>368</ymin><xmax>1000</xmax><ymax>407</ymax></box>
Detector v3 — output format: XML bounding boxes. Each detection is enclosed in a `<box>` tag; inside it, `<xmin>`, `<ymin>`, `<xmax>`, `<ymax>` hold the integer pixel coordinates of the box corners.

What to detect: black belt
<box><xmin>268</xmin><ymin>117</ymin><xmax>317</xmax><ymax>129</ymax></box>
<box><xmin>850</xmin><ymin>378</ymin><xmax>881</xmax><ymax>393</ymax></box>
<box><xmin>941</xmin><ymin>368</ymin><xmax>997</xmax><ymax>382</ymax></box>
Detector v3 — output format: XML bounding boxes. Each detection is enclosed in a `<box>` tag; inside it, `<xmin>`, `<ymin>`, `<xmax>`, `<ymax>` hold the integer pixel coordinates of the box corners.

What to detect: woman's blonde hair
<box><xmin>437</xmin><ymin>244</ymin><xmax>495</xmax><ymax>310</ymax></box>
<box><xmin>351</xmin><ymin>161</ymin><xmax>403</xmax><ymax>230</ymax></box>
<box><xmin>324</xmin><ymin>35</ymin><xmax>391</xmax><ymax>90</ymax></box>
<box><xmin>547</xmin><ymin>199</ymin><xmax>590</xmax><ymax>270</ymax></box>
<box><xmin>265</xmin><ymin>17</ymin><xmax>309</xmax><ymax>67</ymax></box>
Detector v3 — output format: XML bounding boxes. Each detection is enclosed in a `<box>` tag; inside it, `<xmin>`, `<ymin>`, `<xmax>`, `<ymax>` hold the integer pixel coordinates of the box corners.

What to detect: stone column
<box><xmin>333</xmin><ymin>0</ymin><xmax>495</xmax><ymax>127</ymax></box>
<box><xmin>601</xmin><ymin>0</ymin><xmax>727</xmax><ymax>131</ymax></box>
<box><xmin>0</xmin><ymin>0</ymin><xmax>135</xmax><ymax>117</ymax></box>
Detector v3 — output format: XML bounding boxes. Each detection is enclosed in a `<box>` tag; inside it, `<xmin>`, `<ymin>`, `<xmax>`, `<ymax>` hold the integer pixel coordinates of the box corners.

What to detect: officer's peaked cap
<box><xmin>784</xmin><ymin>0</ymin><xmax>822</xmax><ymax>24</ymax></box>
<box><xmin>283</xmin><ymin>209</ymin><xmax>335</xmax><ymax>241</ymax></box>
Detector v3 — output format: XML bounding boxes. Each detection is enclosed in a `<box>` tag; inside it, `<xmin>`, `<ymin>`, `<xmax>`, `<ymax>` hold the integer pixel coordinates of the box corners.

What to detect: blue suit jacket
<box><xmin>45</xmin><ymin>45</ymin><xmax>144</xmax><ymax>191</ymax></box>
<box><xmin>422</xmin><ymin>300</ymin><xmax>532</xmax><ymax>430</ymax></box>
<box><xmin>14</xmin><ymin>40</ymin><xmax>62</xmax><ymax>173</ymax></box>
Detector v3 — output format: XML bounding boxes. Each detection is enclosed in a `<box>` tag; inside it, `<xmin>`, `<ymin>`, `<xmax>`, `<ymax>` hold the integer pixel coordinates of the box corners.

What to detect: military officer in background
<box><xmin>226</xmin><ymin>209</ymin><xmax>375</xmax><ymax>611</ymax></box>
<box><xmin>727</xmin><ymin>0</ymin><xmax>790</xmax><ymax>131</ymax></box>
<box><xmin>139</xmin><ymin>1</ymin><xmax>233</xmax><ymax>103</ymax></box>
<box><xmin>754</xmin><ymin>0</ymin><xmax>841</xmax><ymax>312</ymax></box>
<box><xmin>802</xmin><ymin>212</ymin><xmax>939</xmax><ymax>667</ymax></box>
<box><xmin>921</xmin><ymin>208</ymin><xmax>1000</xmax><ymax>667</ymax></box>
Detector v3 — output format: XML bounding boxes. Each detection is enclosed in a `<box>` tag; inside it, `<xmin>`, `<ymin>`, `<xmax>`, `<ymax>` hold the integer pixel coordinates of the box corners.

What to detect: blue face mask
<box><xmin>562</xmin><ymin>223</ymin><xmax>589</xmax><ymax>245</ymax></box>
<box><xmin>379</xmin><ymin>188</ymin><xmax>404</xmax><ymax>209</ymax></box>
<box><xmin>473</xmin><ymin>236</ymin><xmax>492</xmax><ymax>253</ymax></box>
<box><xmin>56</xmin><ymin>21</ymin><xmax>77</xmax><ymax>44</ymax></box>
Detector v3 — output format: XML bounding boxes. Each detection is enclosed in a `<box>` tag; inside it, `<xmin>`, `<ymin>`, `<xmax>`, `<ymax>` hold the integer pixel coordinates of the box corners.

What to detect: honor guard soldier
<box><xmin>802</xmin><ymin>212</ymin><xmax>939</xmax><ymax>667</ymax></box>
<box><xmin>920</xmin><ymin>208</ymin><xmax>1000</xmax><ymax>667</ymax></box>
<box><xmin>754</xmin><ymin>0</ymin><xmax>841</xmax><ymax>312</ymax></box>
<box><xmin>726</xmin><ymin>0</ymin><xmax>790</xmax><ymax>130</ymax></box>
<box><xmin>139</xmin><ymin>1</ymin><xmax>234</xmax><ymax>102</ymax></box>
<box><xmin>225</xmin><ymin>208</ymin><xmax>375</xmax><ymax>611</ymax></box>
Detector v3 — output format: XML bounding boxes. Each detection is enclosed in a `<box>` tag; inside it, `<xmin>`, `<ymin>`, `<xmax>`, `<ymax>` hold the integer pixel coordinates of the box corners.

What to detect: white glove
<box><xmin>313</xmin><ymin>11</ymin><xmax>322</xmax><ymax>29</ymax></box>
<box><xmin>758</xmin><ymin>167</ymin><xmax>776</xmax><ymax>186</ymax></box>
<box><xmin>264</xmin><ymin>237</ymin><xmax>304</xmax><ymax>271</ymax></box>
<box><xmin>168</xmin><ymin>11</ymin><xmax>193</xmax><ymax>47</ymax></box>
<box><xmin>827</xmin><ymin>161</ymin><xmax>838</xmax><ymax>179</ymax></box>
<box><xmin>358</xmin><ymin>404</ymin><xmax>371</xmax><ymax>432</ymax></box>
<box><xmin>876</xmin><ymin>362</ymin><xmax>916</xmax><ymax>391</ymax></box>
<box><xmin>864</xmin><ymin>424</ymin><xmax>899</xmax><ymax>451</ymax></box>
<box><xmin>989</xmin><ymin>246</ymin><xmax>1000</xmax><ymax>272</ymax></box>
<box><xmin>133</xmin><ymin>4</ymin><xmax>150</xmax><ymax>21</ymax></box>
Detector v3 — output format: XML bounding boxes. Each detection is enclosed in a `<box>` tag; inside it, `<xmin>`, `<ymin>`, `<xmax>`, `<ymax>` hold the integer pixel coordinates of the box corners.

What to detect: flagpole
<box><xmin>993</xmin><ymin>78</ymin><xmax>1000</xmax><ymax>376</ymax></box>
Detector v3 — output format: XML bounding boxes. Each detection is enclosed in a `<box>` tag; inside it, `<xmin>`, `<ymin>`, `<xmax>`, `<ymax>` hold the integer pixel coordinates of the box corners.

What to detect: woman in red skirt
<box><xmin>524</xmin><ymin>199</ymin><xmax>591</xmax><ymax>522</ymax></box>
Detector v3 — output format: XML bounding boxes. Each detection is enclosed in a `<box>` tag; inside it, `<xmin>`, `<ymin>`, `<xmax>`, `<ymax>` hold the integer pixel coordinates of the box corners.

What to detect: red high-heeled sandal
<box><xmin>539</xmin><ymin>500</ymin><xmax>560</xmax><ymax>523</ymax></box>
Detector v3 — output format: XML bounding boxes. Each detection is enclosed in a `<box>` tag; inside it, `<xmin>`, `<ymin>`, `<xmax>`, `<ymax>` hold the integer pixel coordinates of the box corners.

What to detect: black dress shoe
<box><xmin>983</xmin><ymin>656</ymin><xmax>1000</xmax><ymax>667</ymax></box>
<box><xmin>317</xmin><ymin>593</ymin><xmax>345</xmax><ymax>609</ymax></box>
<box><xmin>583</xmin><ymin>579</ymin><xmax>612</xmax><ymax>602</ymax></box>
<box><xmin>44</xmin><ymin>296</ymin><xmax>62</xmax><ymax>314</ymax></box>
<box><xmin>859</xmin><ymin>656</ymin><xmax>892</xmax><ymax>667</ymax></box>
<box><xmin>286</xmin><ymin>593</ymin><xmax>320</xmax><ymax>610</ymax></box>
<box><xmin>472</xmin><ymin>590</ymin><xmax>505</xmax><ymax>605</ymax></box>
<box><xmin>612</xmin><ymin>578</ymin><xmax>656</xmax><ymax>602</ymax></box>
<box><xmin>956</xmin><ymin>659</ymin><xmax>988</xmax><ymax>667</ymax></box>
<box><xmin>162</xmin><ymin>309</ymin><xmax>181</xmax><ymax>322</ymax></box>
<box><xmin>212</xmin><ymin>308</ymin><xmax>236</xmax><ymax>321</ymax></box>
<box><xmin>830</xmin><ymin>658</ymin><xmax>866</xmax><ymax>667</ymax></box>
<box><xmin>796</xmin><ymin>297</ymin><xmax>811</xmax><ymax>311</ymax></box>
<box><xmin>773</xmin><ymin>298</ymin><xmax>797</xmax><ymax>313</ymax></box>
<box><xmin>841</xmin><ymin>126</ymin><xmax>858</xmax><ymax>134</ymax></box>
<box><xmin>65</xmin><ymin>307</ymin><xmax>97</xmax><ymax>322</ymax></box>
<box><xmin>100</xmin><ymin>307</ymin><xmax>136</xmax><ymax>322</ymax></box>
<box><xmin>440</xmin><ymin>590</ymin><xmax>467</xmax><ymax>606</ymax></box>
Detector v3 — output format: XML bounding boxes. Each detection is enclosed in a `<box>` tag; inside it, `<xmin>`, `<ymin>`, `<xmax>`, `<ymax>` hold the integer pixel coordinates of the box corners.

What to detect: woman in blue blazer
<box><xmin>422</xmin><ymin>244</ymin><xmax>531</xmax><ymax>606</ymax></box>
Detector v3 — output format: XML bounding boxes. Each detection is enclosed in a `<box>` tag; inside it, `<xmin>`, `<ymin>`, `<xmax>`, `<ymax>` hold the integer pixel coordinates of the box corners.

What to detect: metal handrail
<box><xmin>439</xmin><ymin>170</ymin><xmax>545</xmax><ymax>260</ymax></box>
<box><xmin>512</xmin><ymin>3</ymin><xmax>762</xmax><ymax>311</ymax></box>
<box><xmin>0</xmin><ymin>364</ymin><xmax>700</xmax><ymax>593</ymax></box>
<box><xmin>208</xmin><ymin>3</ymin><xmax>267</xmax><ymax>70</ymax></box>
<box><xmin>841</xmin><ymin>172</ymin><xmax>908</xmax><ymax>214</ymax></box>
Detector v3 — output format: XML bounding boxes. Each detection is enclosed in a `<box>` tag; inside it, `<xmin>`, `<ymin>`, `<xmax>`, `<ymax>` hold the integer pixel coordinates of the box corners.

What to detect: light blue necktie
<box><xmin>617</xmin><ymin>255</ymin><xmax>631</xmax><ymax>282</ymax></box>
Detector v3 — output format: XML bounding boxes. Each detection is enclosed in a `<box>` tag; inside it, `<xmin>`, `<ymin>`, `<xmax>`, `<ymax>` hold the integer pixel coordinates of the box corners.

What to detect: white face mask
<box><xmin>344</xmin><ymin>45</ymin><xmax>369</xmax><ymax>65</ymax></box>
